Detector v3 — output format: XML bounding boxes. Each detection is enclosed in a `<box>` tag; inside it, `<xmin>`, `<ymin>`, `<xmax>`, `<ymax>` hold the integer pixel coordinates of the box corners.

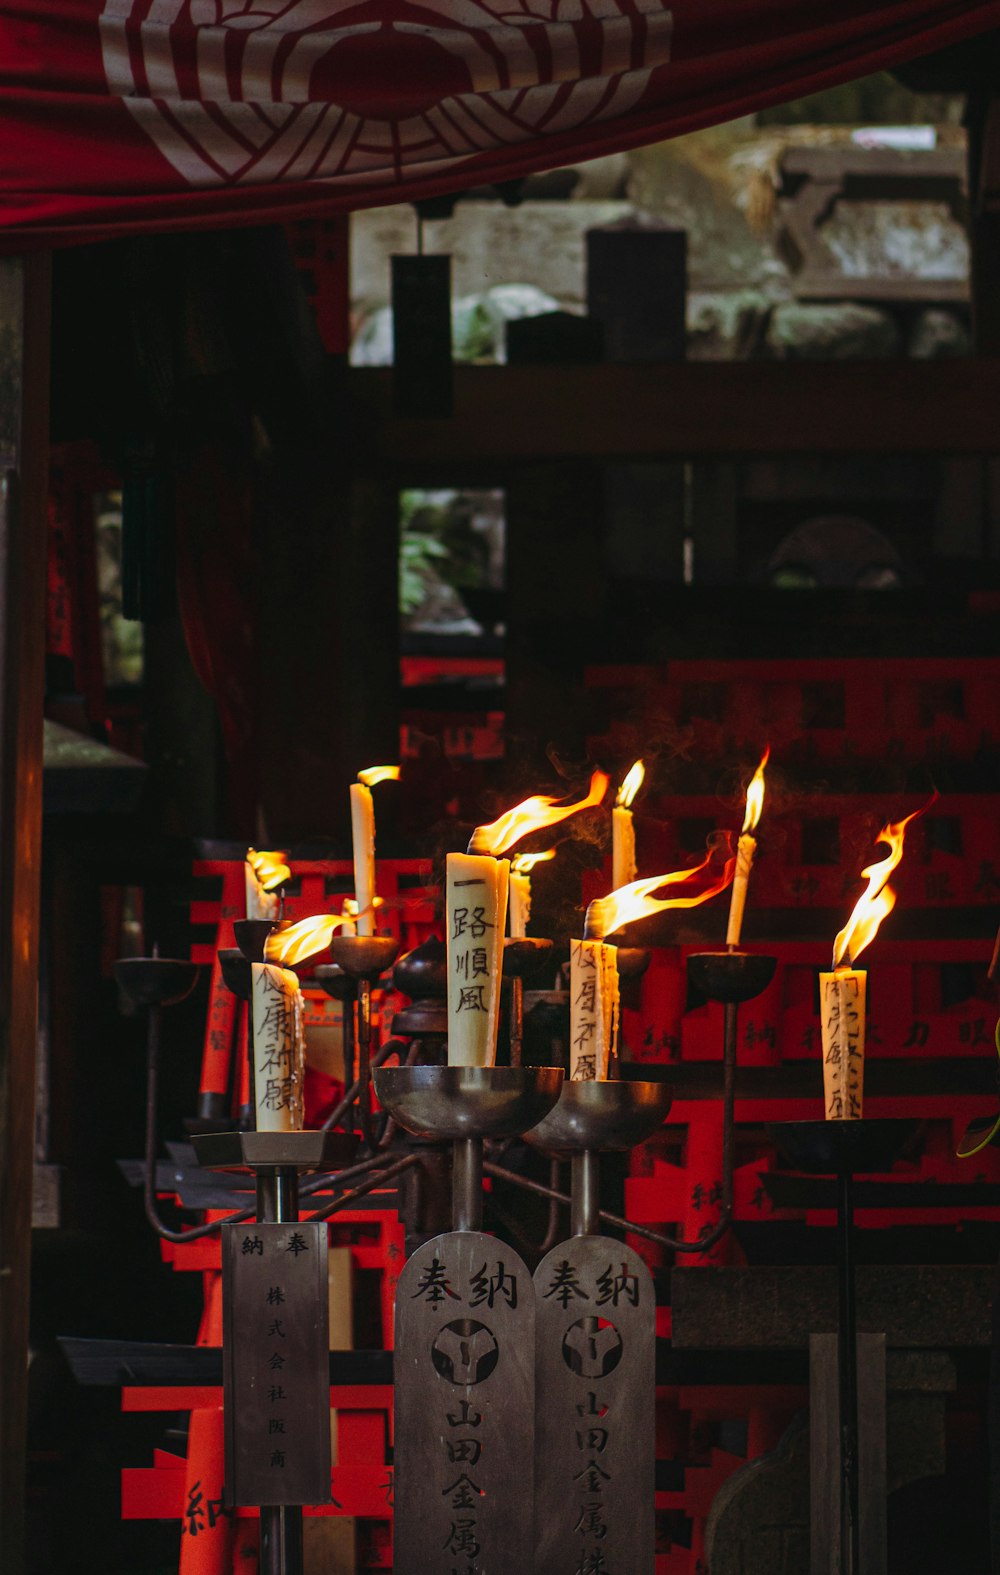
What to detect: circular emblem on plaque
<box><xmin>562</xmin><ymin>1315</ymin><xmax>623</xmax><ymax>1378</ymax></box>
<box><xmin>431</xmin><ymin>1319</ymin><xmax>499</xmax><ymax>1385</ymax></box>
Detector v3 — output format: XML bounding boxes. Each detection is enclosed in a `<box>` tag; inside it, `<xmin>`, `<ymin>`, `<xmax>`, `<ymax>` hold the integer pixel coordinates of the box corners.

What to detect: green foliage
<box><xmin>758</xmin><ymin>72</ymin><xmax>960</xmax><ymax>127</ymax></box>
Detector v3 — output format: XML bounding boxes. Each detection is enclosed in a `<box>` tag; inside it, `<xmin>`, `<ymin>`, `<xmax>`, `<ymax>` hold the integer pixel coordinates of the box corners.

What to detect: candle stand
<box><xmin>325</xmin><ymin>934</ymin><xmax>399</xmax><ymax>1149</ymax></box>
<box><xmin>766</xmin><ymin>1117</ymin><xmax>918</xmax><ymax>1575</ymax></box>
<box><xmin>685</xmin><ymin>950</ymin><xmax>777</xmax><ymax>1249</ymax></box>
<box><xmin>525</xmin><ymin>1079</ymin><xmax>672</xmax><ymax>1574</ymax></box>
<box><xmin>503</xmin><ymin>935</ymin><xmax>554</xmax><ymax>1066</ymax></box>
<box><xmin>373</xmin><ymin>1064</ymin><xmax>563</xmax><ymax>1574</ymax></box>
<box><xmin>483</xmin><ymin>950</ymin><xmax>774</xmax><ymax>1259</ymax></box>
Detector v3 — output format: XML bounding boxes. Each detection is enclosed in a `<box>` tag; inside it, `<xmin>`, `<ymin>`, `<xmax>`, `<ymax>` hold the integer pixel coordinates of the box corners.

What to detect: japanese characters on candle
<box><xmin>822</xmin><ymin>797</ymin><xmax>934</xmax><ymax>1120</ymax></box>
<box><xmin>251</xmin><ymin>963</ymin><xmax>305</xmax><ymax>1132</ymax></box>
<box><xmin>350</xmin><ymin>765</ymin><xmax>400</xmax><ymax>937</ymax></box>
<box><xmin>725</xmin><ymin>747</ymin><xmax>769</xmax><ymax>948</ymax></box>
<box><xmin>570</xmin><ymin>940</ymin><xmax>620</xmax><ymax>1081</ymax></box>
<box><xmin>508</xmin><ymin>848</ymin><xmax>556</xmax><ymax>939</ymax></box>
<box><xmin>612</xmin><ymin>759</ymin><xmax>644</xmax><ymax>892</ymax></box>
<box><xmin>245</xmin><ymin>848</ymin><xmax>290</xmax><ymax>921</ymax></box>
<box><xmin>447</xmin><ymin>853</ymin><xmax>509</xmax><ymax>1067</ymax></box>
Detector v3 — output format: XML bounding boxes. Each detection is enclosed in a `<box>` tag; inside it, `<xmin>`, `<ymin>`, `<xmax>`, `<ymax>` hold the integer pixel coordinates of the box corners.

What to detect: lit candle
<box><xmin>725</xmin><ymin>748</ymin><xmax>770</xmax><ymax>948</ymax></box>
<box><xmin>467</xmin><ymin>770</ymin><xmax>609</xmax><ymax>857</ymax></box>
<box><xmin>350</xmin><ymin>766</ymin><xmax>400</xmax><ymax>936</ymax></box>
<box><xmin>612</xmin><ymin>760</ymin><xmax>644</xmax><ymax>892</ymax></box>
<box><xmin>583</xmin><ymin>846</ymin><xmax>735</xmax><ymax>945</ymax></box>
<box><xmin>821</xmin><ymin>796</ymin><xmax>934</xmax><ymax>1120</ymax></box>
<box><xmin>509</xmin><ymin>849</ymin><xmax>556</xmax><ymax>939</ymax></box>
<box><xmin>820</xmin><ymin>967</ymin><xmax>867</xmax><ymax>1121</ymax></box>
<box><xmin>569</xmin><ymin>939</ymin><xmax>620</xmax><ymax>1080</ymax></box>
<box><xmin>265</xmin><ymin>913</ymin><xmax>349</xmax><ymax>968</ymax></box>
<box><xmin>251</xmin><ymin>962</ymin><xmax>305</xmax><ymax>1132</ymax></box>
<box><xmin>578</xmin><ymin>848</ymin><xmax>736</xmax><ymax>1079</ymax></box>
<box><xmin>446</xmin><ymin>852</ymin><xmax>509</xmax><ymax>1067</ymax></box>
<box><xmin>245</xmin><ymin>848</ymin><xmax>290</xmax><ymax>921</ymax></box>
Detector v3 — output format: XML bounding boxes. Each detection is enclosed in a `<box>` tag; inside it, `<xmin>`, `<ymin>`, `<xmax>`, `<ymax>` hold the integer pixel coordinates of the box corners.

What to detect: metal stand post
<box><xmin>452</xmin><ymin>1136</ymin><xmax>483</xmax><ymax>1233</ymax></box>
<box><xmin>255</xmin><ymin>1165</ymin><xmax>304</xmax><ymax>1575</ymax></box>
<box><xmin>570</xmin><ymin>1149</ymin><xmax>600</xmax><ymax>1238</ymax></box>
<box><xmin>838</xmin><ymin>1170</ymin><xmax>859</xmax><ymax>1575</ymax></box>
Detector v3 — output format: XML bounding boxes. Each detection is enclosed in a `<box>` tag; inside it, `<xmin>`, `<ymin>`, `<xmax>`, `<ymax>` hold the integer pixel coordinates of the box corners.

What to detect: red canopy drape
<box><xmin>1</xmin><ymin>0</ymin><xmax>999</xmax><ymax>243</ymax></box>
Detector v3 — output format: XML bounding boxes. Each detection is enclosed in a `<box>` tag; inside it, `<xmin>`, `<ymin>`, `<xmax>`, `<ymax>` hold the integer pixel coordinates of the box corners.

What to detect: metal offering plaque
<box><xmin>534</xmin><ymin>1236</ymin><xmax>655</xmax><ymax>1575</ymax></box>
<box><xmin>222</xmin><ymin>1221</ymin><xmax>331</xmax><ymax>1507</ymax></box>
<box><xmin>393</xmin><ymin>1230</ymin><xmax>535</xmax><ymax>1574</ymax></box>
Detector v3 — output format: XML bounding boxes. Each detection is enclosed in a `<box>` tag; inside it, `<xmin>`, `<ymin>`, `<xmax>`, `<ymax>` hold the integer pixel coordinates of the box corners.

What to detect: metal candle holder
<box><xmin>502</xmin><ymin>936</ymin><xmax>554</xmax><ymax>1067</ymax></box>
<box><xmin>374</xmin><ymin>1063</ymin><xmax>564</xmax><ymax>1230</ymax></box>
<box><xmin>526</xmin><ymin>1078</ymin><xmax>673</xmax><ymax>1234</ymax></box>
<box><xmin>684</xmin><ymin>950</ymin><xmax>777</xmax><ymax>1251</ymax></box>
<box><xmin>766</xmin><ymin>1116</ymin><xmax>918</xmax><ymax>1575</ymax></box>
<box><xmin>327</xmin><ymin>934</ymin><xmax>400</xmax><ymax>1150</ymax></box>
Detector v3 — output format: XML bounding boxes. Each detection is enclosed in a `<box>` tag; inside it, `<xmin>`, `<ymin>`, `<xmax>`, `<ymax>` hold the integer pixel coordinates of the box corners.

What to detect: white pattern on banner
<box><xmin>99</xmin><ymin>0</ymin><xmax>673</xmax><ymax>190</ymax></box>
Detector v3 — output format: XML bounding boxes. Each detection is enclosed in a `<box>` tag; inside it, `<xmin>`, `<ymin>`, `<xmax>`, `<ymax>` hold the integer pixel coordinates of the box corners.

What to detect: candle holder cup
<box><xmin>610</xmin><ymin>944</ymin><xmax>650</xmax><ymax>980</ymax></box>
<box><xmin>503</xmin><ymin>936</ymin><xmax>555</xmax><ymax>1067</ymax></box>
<box><xmin>218</xmin><ymin>947</ymin><xmax>252</xmax><ymax>1001</ymax></box>
<box><xmin>233</xmin><ymin>918</ymin><xmax>282</xmax><ymax>963</ymax></box>
<box><xmin>525</xmin><ymin>1078</ymin><xmax>672</xmax><ymax>1236</ymax></box>
<box><xmin>115</xmin><ymin>956</ymin><xmax>199</xmax><ymax>1009</ymax></box>
<box><xmin>383</xmin><ymin>938</ymin><xmax>448</xmax><ymax>1064</ymax></box>
<box><xmin>374</xmin><ymin>1063</ymin><xmax>563</xmax><ymax>1231</ymax></box>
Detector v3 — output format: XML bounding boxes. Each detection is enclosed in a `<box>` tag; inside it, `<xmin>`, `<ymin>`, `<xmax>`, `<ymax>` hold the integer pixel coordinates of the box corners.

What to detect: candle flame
<box><xmin>512</xmin><ymin>848</ymin><xmax>557</xmax><ymax>874</ymax></box>
<box><xmin>358</xmin><ymin>765</ymin><xmax>401</xmax><ymax>787</ymax></box>
<box><xmin>741</xmin><ymin>747</ymin><xmax>770</xmax><ymax>834</ymax></box>
<box><xmin>584</xmin><ymin>843</ymin><xmax>735</xmax><ymax>940</ymax></box>
<box><xmin>247</xmin><ymin>848</ymin><xmax>291</xmax><ymax>892</ymax></box>
<box><xmin>265</xmin><ymin>912</ymin><xmax>349</xmax><ymax>966</ymax></box>
<box><xmin>832</xmin><ymin>794</ymin><xmax>937</xmax><ymax>967</ymax></box>
<box><xmin>469</xmin><ymin>770</ymin><xmax>610</xmax><ymax>855</ymax></box>
<box><xmin>616</xmin><ymin>759</ymin><xmax>645</xmax><ymax>809</ymax></box>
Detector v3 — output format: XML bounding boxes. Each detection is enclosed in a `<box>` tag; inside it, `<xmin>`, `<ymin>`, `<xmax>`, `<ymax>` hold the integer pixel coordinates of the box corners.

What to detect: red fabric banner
<box><xmin>1</xmin><ymin>1</ymin><xmax>998</xmax><ymax>243</ymax></box>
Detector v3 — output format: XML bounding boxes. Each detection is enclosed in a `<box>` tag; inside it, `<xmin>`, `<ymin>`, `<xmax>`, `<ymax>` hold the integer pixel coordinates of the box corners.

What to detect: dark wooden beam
<box><xmin>349</xmin><ymin>360</ymin><xmax>1000</xmax><ymax>465</ymax></box>
<box><xmin>0</xmin><ymin>252</ymin><xmax>49</xmax><ymax>1575</ymax></box>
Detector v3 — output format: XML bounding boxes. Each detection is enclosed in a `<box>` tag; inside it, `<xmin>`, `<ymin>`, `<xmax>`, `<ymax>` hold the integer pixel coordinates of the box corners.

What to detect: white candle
<box><xmin>509</xmin><ymin>871</ymin><xmax>531</xmax><ymax>939</ymax></box>
<box><xmin>725</xmin><ymin>833</ymin><xmax>756</xmax><ymax>947</ymax></box>
<box><xmin>612</xmin><ymin>760</ymin><xmax>643</xmax><ymax>892</ymax></box>
<box><xmin>252</xmin><ymin>962</ymin><xmax>305</xmax><ymax>1132</ymax></box>
<box><xmin>569</xmin><ymin>939</ymin><xmax>620</xmax><ymax>1081</ymax></box>
<box><xmin>725</xmin><ymin>749</ymin><xmax>769</xmax><ymax>947</ymax></box>
<box><xmin>245</xmin><ymin>849</ymin><xmax>287</xmax><ymax>921</ymax></box>
<box><xmin>820</xmin><ymin>968</ymin><xmax>866</xmax><ymax>1121</ymax></box>
<box><xmin>350</xmin><ymin>782</ymin><xmax>376</xmax><ymax>937</ymax></box>
<box><xmin>446</xmin><ymin>852</ymin><xmax>509</xmax><ymax>1067</ymax></box>
<box><xmin>611</xmin><ymin>805</ymin><xmax>637</xmax><ymax>892</ymax></box>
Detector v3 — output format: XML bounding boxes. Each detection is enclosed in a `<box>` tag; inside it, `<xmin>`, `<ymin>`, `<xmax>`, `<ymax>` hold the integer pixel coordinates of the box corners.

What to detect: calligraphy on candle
<box><xmin>251</xmin><ymin>963</ymin><xmax>305</xmax><ymax>1132</ymax></box>
<box><xmin>446</xmin><ymin>852</ymin><xmax>509</xmax><ymax>1067</ymax></box>
<box><xmin>222</xmin><ymin>1222</ymin><xmax>332</xmax><ymax>1507</ymax></box>
<box><xmin>820</xmin><ymin>968</ymin><xmax>867</xmax><ymax>1121</ymax></box>
<box><xmin>569</xmin><ymin>941</ymin><xmax>619</xmax><ymax>1081</ymax></box>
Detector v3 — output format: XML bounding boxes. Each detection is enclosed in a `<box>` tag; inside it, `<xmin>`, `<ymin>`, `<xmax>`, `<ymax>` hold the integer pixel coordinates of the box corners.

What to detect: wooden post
<box><xmin>0</xmin><ymin>251</ymin><xmax>50</xmax><ymax>1575</ymax></box>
